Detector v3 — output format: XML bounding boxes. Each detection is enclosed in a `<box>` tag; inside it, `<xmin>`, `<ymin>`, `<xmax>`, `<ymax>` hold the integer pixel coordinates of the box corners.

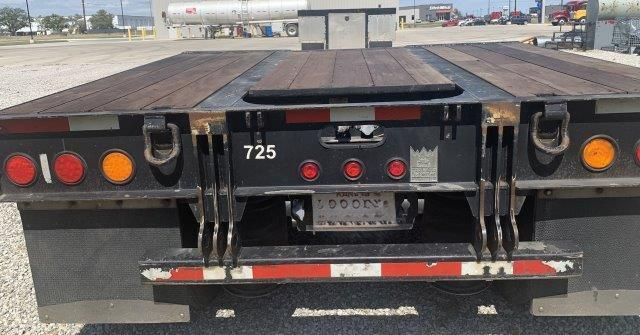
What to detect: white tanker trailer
<box><xmin>166</xmin><ymin>0</ymin><xmax>309</xmax><ymax>37</ymax></box>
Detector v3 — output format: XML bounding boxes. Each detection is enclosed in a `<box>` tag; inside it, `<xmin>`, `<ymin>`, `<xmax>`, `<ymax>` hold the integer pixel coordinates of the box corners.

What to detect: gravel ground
<box><xmin>1</xmin><ymin>47</ymin><xmax>640</xmax><ymax>335</ymax></box>
<box><xmin>563</xmin><ymin>49</ymin><xmax>640</xmax><ymax>67</ymax></box>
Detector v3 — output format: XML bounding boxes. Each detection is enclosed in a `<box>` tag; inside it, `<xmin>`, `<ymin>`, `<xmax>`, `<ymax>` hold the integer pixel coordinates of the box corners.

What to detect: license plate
<box><xmin>311</xmin><ymin>192</ymin><xmax>398</xmax><ymax>231</ymax></box>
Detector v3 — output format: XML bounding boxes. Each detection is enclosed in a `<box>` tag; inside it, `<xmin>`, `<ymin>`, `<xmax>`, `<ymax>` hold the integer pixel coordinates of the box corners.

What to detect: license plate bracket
<box><xmin>311</xmin><ymin>192</ymin><xmax>409</xmax><ymax>231</ymax></box>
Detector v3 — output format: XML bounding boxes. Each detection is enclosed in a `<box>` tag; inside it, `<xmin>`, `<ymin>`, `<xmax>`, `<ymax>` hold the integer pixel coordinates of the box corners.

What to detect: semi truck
<box><xmin>550</xmin><ymin>0</ymin><xmax>588</xmax><ymax>26</ymax></box>
<box><xmin>1</xmin><ymin>43</ymin><xmax>640</xmax><ymax>323</ymax></box>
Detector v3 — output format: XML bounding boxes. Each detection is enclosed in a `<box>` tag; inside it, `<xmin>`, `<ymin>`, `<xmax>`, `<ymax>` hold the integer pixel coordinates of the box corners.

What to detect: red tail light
<box><xmin>4</xmin><ymin>154</ymin><xmax>37</xmax><ymax>187</ymax></box>
<box><xmin>54</xmin><ymin>153</ymin><xmax>86</xmax><ymax>185</ymax></box>
<box><xmin>387</xmin><ymin>159</ymin><xmax>407</xmax><ymax>179</ymax></box>
<box><xmin>635</xmin><ymin>142</ymin><xmax>640</xmax><ymax>166</ymax></box>
<box><xmin>343</xmin><ymin>160</ymin><xmax>364</xmax><ymax>180</ymax></box>
<box><xmin>300</xmin><ymin>161</ymin><xmax>320</xmax><ymax>181</ymax></box>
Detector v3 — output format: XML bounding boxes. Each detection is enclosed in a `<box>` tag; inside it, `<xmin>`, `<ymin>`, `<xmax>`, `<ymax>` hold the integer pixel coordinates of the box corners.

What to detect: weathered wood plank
<box><xmin>248</xmin><ymin>48</ymin><xmax>455</xmax><ymax>98</ymax></box>
<box><xmin>505</xmin><ymin>43</ymin><xmax>640</xmax><ymax>81</ymax></box>
<box><xmin>425</xmin><ymin>46</ymin><xmax>559</xmax><ymax>97</ymax></box>
<box><xmin>1</xmin><ymin>54</ymin><xmax>192</xmax><ymax>115</ymax></box>
<box><xmin>145</xmin><ymin>51</ymin><xmax>272</xmax><ymax>109</ymax></box>
<box><xmin>250</xmin><ymin>51</ymin><xmax>311</xmax><ymax>91</ymax></box>
<box><xmin>386</xmin><ymin>48</ymin><xmax>454</xmax><ymax>86</ymax></box>
<box><xmin>45</xmin><ymin>54</ymin><xmax>218</xmax><ymax>113</ymax></box>
<box><xmin>450</xmin><ymin>45</ymin><xmax>622</xmax><ymax>96</ymax></box>
<box><xmin>475</xmin><ymin>43</ymin><xmax>640</xmax><ymax>92</ymax></box>
<box><xmin>96</xmin><ymin>55</ymin><xmax>240</xmax><ymax>111</ymax></box>
<box><xmin>363</xmin><ymin>49</ymin><xmax>417</xmax><ymax>87</ymax></box>
<box><xmin>290</xmin><ymin>50</ymin><xmax>337</xmax><ymax>90</ymax></box>
<box><xmin>331</xmin><ymin>49</ymin><xmax>373</xmax><ymax>88</ymax></box>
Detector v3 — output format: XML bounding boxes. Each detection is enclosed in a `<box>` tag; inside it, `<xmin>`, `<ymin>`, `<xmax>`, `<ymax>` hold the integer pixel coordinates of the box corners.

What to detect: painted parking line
<box><xmin>291</xmin><ymin>306</ymin><xmax>419</xmax><ymax>317</ymax></box>
<box><xmin>215</xmin><ymin>309</ymin><xmax>236</xmax><ymax>318</ymax></box>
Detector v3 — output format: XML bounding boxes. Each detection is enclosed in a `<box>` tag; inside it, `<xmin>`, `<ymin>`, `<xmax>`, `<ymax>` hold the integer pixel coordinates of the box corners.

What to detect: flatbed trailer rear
<box><xmin>1</xmin><ymin>43</ymin><xmax>640</xmax><ymax>323</ymax></box>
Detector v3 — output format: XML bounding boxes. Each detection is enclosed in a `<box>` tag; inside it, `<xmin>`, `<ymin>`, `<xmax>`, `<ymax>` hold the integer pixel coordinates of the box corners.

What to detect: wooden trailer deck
<box><xmin>2</xmin><ymin>42</ymin><xmax>640</xmax><ymax>118</ymax></box>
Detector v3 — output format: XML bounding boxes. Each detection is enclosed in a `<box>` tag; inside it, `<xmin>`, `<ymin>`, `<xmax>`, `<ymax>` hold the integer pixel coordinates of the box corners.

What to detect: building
<box><xmin>399</xmin><ymin>3</ymin><xmax>454</xmax><ymax>23</ymax></box>
<box><xmin>424</xmin><ymin>3</ymin><xmax>454</xmax><ymax>21</ymax></box>
<box><xmin>15</xmin><ymin>18</ymin><xmax>46</xmax><ymax>36</ymax></box>
<box><xmin>113</xmin><ymin>15</ymin><xmax>154</xmax><ymax>30</ymax></box>
<box><xmin>152</xmin><ymin>0</ymin><xmax>171</xmax><ymax>39</ymax></box>
<box><xmin>398</xmin><ymin>7</ymin><xmax>420</xmax><ymax>24</ymax></box>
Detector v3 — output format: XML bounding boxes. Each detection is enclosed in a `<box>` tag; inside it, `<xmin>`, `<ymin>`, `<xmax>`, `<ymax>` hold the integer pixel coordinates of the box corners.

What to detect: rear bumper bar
<box><xmin>140</xmin><ymin>241</ymin><xmax>582</xmax><ymax>284</ymax></box>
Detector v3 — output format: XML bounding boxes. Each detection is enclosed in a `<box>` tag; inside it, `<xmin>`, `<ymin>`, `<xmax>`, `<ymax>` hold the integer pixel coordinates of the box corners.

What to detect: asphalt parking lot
<box><xmin>1</xmin><ymin>24</ymin><xmax>640</xmax><ymax>335</ymax></box>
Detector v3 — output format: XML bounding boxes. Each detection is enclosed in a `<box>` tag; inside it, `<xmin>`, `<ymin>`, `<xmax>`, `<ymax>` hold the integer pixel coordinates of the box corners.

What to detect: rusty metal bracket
<box><xmin>530</xmin><ymin>102</ymin><xmax>571</xmax><ymax>156</ymax></box>
<box><xmin>478</xmin><ymin>102</ymin><xmax>522</xmax><ymax>260</ymax></box>
<box><xmin>143</xmin><ymin>116</ymin><xmax>182</xmax><ymax>167</ymax></box>
<box><xmin>190</xmin><ymin>112</ymin><xmax>228</xmax><ymax>266</ymax></box>
<box><xmin>222</xmin><ymin>132</ymin><xmax>240</xmax><ymax>266</ymax></box>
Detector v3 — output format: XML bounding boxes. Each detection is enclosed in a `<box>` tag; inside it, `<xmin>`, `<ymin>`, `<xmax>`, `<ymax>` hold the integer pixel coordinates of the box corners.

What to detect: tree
<box><xmin>0</xmin><ymin>7</ymin><xmax>29</xmax><ymax>36</ymax></box>
<box><xmin>66</xmin><ymin>14</ymin><xmax>86</xmax><ymax>34</ymax></box>
<box><xmin>89</xmin><ymin>9</ymin><xmax>114</xmax><ymax>30</ymax></box>
<box><xmin>41</xmin><ymin>14</ymin><xmax>67</xmax><ymax>33</ymax></box>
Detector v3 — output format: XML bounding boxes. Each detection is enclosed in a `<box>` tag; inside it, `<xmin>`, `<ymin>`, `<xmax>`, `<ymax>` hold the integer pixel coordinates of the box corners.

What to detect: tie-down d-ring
<box><xmin>530</xmin><ymin>111</ymin><xmax>570</xmax><ymax>156</ymax></box>
<box><xmin>143</xmin><ymin>123</ymin><xmax>182</xmax><ymax>167</ymax></box>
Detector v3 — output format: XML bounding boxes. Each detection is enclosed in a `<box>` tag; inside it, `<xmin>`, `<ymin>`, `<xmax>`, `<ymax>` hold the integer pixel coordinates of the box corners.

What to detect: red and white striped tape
<box><xmin>142</xmin><ymin>260</ymin><xmax>576</xmax><ymax>282</ymax></box>
<box><xmin>0</xmin><ymin>115</ymin><xmax>119</xmax><ymax>134</ymax></box>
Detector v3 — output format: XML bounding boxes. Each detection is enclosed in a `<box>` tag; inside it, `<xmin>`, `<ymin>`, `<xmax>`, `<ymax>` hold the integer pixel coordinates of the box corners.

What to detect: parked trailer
<box><xmin>167</xmin><ymin>0</ymin><xmax>308</xmax><ymax>36</ymax></box>
<box><xmin>1</xmin><ymin>44</ymin><xmax>640</xmax><ymax>323</ymax></box>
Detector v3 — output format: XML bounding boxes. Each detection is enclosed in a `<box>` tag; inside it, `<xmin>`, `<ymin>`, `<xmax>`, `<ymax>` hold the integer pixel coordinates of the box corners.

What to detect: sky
<box><xmin>0</xmin><ymin>0</ymin><xmax>558</xmax><ymax>17</ymax></box>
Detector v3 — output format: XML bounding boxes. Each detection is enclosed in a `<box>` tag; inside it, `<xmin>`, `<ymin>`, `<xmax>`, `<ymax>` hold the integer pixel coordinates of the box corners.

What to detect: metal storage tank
<box><xmin>167</xmin><ymin>0</ymin><xmax>309</xmax><ymax>25</ymax></box>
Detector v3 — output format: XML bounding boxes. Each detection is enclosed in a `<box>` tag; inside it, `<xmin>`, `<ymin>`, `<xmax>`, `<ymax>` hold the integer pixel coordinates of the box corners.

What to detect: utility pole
<box><xmin>120</xmin><ymin>0</ymin><xmax>126</xmax><ymax>29</ymax></box>
<box><xmin>413</xmin><ymin>0</ymin><xmax>416</xmax><ymax>28</ymax></box>
<box><xmin>148</xmin><ymin>0</ymin><xmax>154</xmax><ymax>31</ymax></box>
<box><xmin>514</xmin><ymin>0</ymin><xmax>518</xmax><ymax>13</ymax></box>
<box><xmin>488</xmin><ymin>0</ymin><xmax>491</xmax><ymax>15</ymax></box>
<box><xmin>81</xmin><ymin>0</ymin><xmax>88</xmax><ymax>33</ymax></box>
<box><xmin>25</xmin><ymin>0</ymin><xmax>34</xmax><ymax>43</ymax></box>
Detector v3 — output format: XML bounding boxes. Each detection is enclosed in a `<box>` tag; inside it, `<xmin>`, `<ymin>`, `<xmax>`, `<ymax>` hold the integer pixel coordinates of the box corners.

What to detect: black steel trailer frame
<box><xmin>2</xmin><ymin>43</ymin><xmax>640</xmax><ymax>323</ymax></box>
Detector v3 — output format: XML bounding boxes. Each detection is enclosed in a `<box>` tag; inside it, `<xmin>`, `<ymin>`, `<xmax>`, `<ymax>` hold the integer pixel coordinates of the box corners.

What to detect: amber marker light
<box><xmin>101</xmin><ymin>150</ymin><xmax>135</xmax><ymax>184</ymax></box>
<box><xmin>581</xmin><ymin>136</ymin><xmax>617</xmax><ymax>172</ymax></box>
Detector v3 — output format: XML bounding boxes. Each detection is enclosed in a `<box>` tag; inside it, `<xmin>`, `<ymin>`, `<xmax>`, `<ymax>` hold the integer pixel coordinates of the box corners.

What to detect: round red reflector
<box><xmin>54</xmin><ymin>153</ymin><xmax>86</xmax><ymax>185</ymax></box>
<box><xmin>387</xmin><ymin>159</ymin><xmax>407</xmax><ymax>179</ymax></box>
<box><xmin>343</xmin><ymin>160</ymin><xmax>364</xmax><ymax>180</ymax></box>
<box><xmin>300</xmin><ymin>161</ymin><xmax>320</xmax><ymax>181</ymax></box>
<box><xmin>4</xmin><ymin>154</ymin><xmax>37</xmax><ymax>187</ymax></box>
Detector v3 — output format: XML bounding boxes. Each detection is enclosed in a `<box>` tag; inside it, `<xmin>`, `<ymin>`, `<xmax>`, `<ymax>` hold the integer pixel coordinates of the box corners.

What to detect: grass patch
<box><xmin>0</xmin><ymin>39</ymin><xmax>68</xmax><ymax>46</ymax></box>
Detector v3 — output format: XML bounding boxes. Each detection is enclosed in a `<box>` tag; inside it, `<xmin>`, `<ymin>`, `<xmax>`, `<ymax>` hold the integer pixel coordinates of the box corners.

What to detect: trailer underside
<box><xmin>2</xmin><ymin>43</ymin><xmax>640</xmax><ymax>323</ymax></box>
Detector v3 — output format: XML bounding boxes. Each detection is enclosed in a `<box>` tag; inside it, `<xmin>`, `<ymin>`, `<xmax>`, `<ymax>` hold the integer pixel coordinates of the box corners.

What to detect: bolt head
<box><xmin>538</xmin><ymin>306</ymin><xmax>544</xmax><ymax>312</ymax></box>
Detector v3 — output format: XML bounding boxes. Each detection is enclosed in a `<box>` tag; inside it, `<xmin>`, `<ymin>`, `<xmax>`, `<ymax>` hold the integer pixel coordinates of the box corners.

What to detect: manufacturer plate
<box><xmin>311</xmin><ymin>192</ymin><xmax>397</xmax><ymax>231</ymax></box>
<box><xmin>410</xmin><ymin>146</ymin><xmax>438</xmax><ymax>183</ymax></box>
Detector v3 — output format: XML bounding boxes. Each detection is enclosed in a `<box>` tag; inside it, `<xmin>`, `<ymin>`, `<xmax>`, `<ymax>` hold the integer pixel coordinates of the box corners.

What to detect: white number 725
<box><xmin>244</xmin><ymin>145</ymin><xmax>277</xmax><ymax>160</ymax></box>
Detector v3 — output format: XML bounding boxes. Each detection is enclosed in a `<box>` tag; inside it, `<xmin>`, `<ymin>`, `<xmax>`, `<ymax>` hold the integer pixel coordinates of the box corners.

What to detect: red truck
<box><xmin>550</xmin><ymin>0</ymin><xmax>587</xmax><ymax>26</ymax></box>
